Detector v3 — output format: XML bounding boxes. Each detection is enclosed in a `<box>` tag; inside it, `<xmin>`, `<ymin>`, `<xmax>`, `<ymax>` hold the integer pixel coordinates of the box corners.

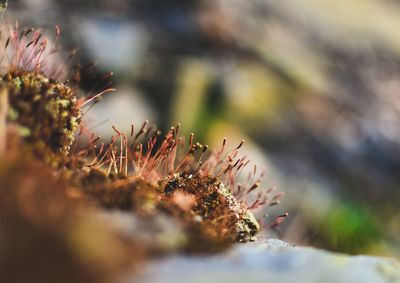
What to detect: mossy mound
<box><xmin>2</xmin><ymin>70</ymin><xmax>81</xmax><ymax>154</ymax></box>
<box><xmin>159</xmin><ymin>173</ymin><xmax>260</xmax><ymax>251</ymax></box>
<box><xmin>78</xmin><ymin>168</ymin><xmax>260</xmax><ymax>253</ymax></box>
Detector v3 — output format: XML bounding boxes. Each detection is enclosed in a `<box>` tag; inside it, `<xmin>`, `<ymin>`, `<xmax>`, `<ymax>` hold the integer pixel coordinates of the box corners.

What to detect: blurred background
<box><xmin>7</xmin><ymin>0</ymin><xmax>400</xmax><ymax>257</ymax></box>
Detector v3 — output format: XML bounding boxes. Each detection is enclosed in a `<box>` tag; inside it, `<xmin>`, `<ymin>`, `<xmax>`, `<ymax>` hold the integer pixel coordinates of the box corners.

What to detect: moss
<box><xmin>159</xmin><ymin>173</ymin><xmax>260</xmax><ymax>249</ymax></box>
<box><xmin>0</xmin><ymin>25</ymin><xmax>283</xmax><ymax>277</ymax></box>
<box><xmin>79</xmin><ymin>164</ymin><xmax>261</xmax><ymax>252</ymax></box>
<box><xmin>70</xmin><ymin>123</ymin><xmax>279</xmax><ymax>253</ymax></box>
<box><xmin>0</xmin><ymin>0</ymin><xmax>7</xmax><ymax>19</ymax></box>
<box><xmin>1</xmin><ymin>70</ymin><xmax>81</xmax><ymax>155</ymax></box>
<box><xmin>0</xmin><ymin>20</ymin><xmax>282</xmax><ymax>280</ymax></box>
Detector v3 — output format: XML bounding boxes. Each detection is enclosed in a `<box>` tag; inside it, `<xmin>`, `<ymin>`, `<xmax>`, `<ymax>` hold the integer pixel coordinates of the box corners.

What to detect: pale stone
<box><xmin>130</xmin><ymin>241</ymin><xmax>400</xmax><ymax>283</ymax></box>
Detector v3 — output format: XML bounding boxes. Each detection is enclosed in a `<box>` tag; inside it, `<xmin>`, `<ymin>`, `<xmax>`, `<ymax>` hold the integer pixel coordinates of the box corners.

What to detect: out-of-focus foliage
<box><xmin>8</xmin><ymin>0</ymin><xmax>400</xmax><ymax>256</ymax></box>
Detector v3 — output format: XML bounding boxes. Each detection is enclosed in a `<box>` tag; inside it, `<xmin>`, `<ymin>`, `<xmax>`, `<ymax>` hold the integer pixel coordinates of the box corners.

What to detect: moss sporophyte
<box><xmin>72</xmin><ymin>123</ymin><xmax>287</xmax><ymax>251</ymax></box>
<box><xmin>0</xmin><ymin>20</ymin><xmax>286</xmax><ymax>280</ymax></box>
<box><xmin>0</xmin><ymin>24</ymin><xmax>114</xmax><ymax>158</ymax></box>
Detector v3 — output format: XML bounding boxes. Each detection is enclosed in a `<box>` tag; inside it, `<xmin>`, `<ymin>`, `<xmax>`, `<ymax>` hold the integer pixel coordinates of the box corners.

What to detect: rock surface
<box><xmin>130</xmin><ymin>240</ymin><xmax>400</xmax><ymax>283</ymax></box>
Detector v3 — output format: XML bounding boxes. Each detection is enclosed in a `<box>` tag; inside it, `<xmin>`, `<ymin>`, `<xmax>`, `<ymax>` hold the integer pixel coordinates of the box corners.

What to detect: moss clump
<box><xmin>159</xmin><ymin>173</ymin><xmax>260</xmax><ymax>250</ymax></box>
<box><xmin>0</xmin><ymin>0</ymin><xmax>7</xmax><ymax>19</ymax></box>
<box><xmin>1</xmin><ymin>70</ymin><xmax>81</xmax><ymax>154</ymax></box>
<box><xmin>69</xmin><ymin>124</ymin><xmax>282</xmax><ymax>253</ymax></box>
<box><xmin>81</xmin><ymin>169</ymin><xmax>138</xmax><ymax>211</ymax></box>
<box><xmin>77</xmin><ymin>167</ymin><xmax>260</xmax><ymax>252</ymax></box>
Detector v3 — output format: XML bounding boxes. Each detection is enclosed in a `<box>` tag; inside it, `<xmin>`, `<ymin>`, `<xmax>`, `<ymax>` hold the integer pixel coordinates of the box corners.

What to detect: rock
<box><xmin>129</xmin><ymin>241</ymin><xmax>400</xmax><ymax>283</ymax></box>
